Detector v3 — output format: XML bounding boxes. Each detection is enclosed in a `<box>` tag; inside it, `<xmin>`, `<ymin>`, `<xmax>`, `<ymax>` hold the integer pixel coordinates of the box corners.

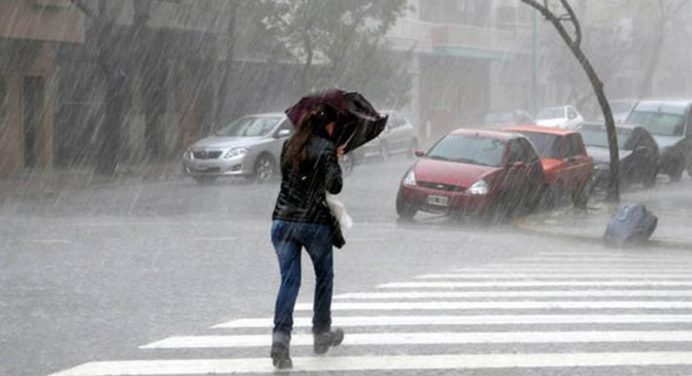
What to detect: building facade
<box><xmin>0</xmin><ymin>0</ymin><xmax>85</xmax><ymax>176</ymax></box>
<box><xmin>386</xmin><ymin>0</ymin><xmax>533</xmax><ymax>143</ymax></box>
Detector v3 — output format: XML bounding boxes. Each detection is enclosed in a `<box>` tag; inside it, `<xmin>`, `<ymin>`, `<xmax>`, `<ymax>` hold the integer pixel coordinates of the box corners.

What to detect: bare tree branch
<box><xmin>520</xmin><ymin>0</ymin><xmax>620</xmax><ymax>202</ymax></box>
<box><xmin>559</xmin><ymin>0</ymin><xmax>581</xmax><ymax>47</ymax></box>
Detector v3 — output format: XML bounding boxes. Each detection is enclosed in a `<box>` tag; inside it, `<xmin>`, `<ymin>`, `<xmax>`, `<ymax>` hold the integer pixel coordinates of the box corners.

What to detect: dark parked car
<box><xmin>360</xmin><ymin>111</ymin><xmax>418</xmax><ymax>160</ymax></box>
<box><xmin>594</xmin><ymin>99</ymin><xmax>638</xmax><ymax>124</ymax></box>
<box><xmin>395</xmin><ymin>129</ymin><xmax>545</xmax><ymax>220</ymax></box>
<box><xmin>624</xmin><ymin>99</ymin><xmax>692</xmax><ymax>181</ymax></box>
<box><xmin>578</xmin><ymin>122</ymin><xmax>659</xmax><ymax>190</ymax></box>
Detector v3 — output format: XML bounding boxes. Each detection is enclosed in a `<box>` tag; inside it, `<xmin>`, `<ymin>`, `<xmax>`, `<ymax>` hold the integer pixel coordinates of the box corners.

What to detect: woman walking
<box><xmin>270</xmin><ymin>105</ymin><xmax>345</xmax><ymax>369</ymax></box>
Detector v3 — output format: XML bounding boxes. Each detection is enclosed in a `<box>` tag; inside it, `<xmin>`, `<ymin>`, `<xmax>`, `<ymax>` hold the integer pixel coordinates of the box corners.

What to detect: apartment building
<box><xmin>386</xmin><ymin>0</ymin><xmax>533</xmax><ymax>142</ymax></box>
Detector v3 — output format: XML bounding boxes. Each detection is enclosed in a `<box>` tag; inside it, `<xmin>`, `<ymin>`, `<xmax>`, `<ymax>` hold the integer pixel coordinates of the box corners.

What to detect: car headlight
<box><xmin>468</xmin><ymin>179</ymin><xmax>489</xmax><ymax>195</ymax></box>
<box><xmin>403</xmin><ymin>170</ymin><xmax>416</xmax><ymax>187</ymax></box>
<box><xmin>224</xmin><ymin>147</ymin><xmax>247</xmax><ymax>159</ymax></box>
<box><xmin>183</xmin><ymin>148</ymin><xmax>193</xmax><ymax>159</ymax></box>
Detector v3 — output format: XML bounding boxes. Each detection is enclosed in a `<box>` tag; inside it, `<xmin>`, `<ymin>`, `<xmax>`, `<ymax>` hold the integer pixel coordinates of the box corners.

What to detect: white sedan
<box><xmin>535</xmin><ymin>105</ymin><xmax>584</xmax><ymax>129</ymax></box>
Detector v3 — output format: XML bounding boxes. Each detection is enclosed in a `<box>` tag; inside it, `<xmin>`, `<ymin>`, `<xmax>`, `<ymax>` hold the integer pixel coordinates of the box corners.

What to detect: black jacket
<box><xmin>272</xmin><ymin>135</ymin><xmax>343</xmax><ymax>225</ymax></box>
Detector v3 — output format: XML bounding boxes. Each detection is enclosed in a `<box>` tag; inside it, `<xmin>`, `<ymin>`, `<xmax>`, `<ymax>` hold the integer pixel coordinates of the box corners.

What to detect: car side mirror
<box><xmin>414</xmin><ymin>150</ymin><xmax>425</xmax><ymax>158</ymax></box>
<box><xmin>277</xmin><ymin>129</ymin><xmax>291</xmax><ymax>138</ymax></box>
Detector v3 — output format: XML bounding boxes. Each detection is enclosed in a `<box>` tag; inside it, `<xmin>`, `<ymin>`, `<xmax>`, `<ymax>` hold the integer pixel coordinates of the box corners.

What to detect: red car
<box><xmin>504</xmin><ymin>125</ymin><xmax>593</xmax><ymax>207</ymax></box>
<box><xmin>396</xmin><ymin>129</ymin><xmax>545</xmax><ymax>220</ymax></box>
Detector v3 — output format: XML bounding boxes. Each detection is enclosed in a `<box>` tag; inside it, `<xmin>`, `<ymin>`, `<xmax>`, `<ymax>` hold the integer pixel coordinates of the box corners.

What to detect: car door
<box><xmin>269</xmin><ymin>118</ymin><xmax>293</xmax><ymax>160</ymax></box>
<box><xmin>562</xmin><ymin>134</ymin><xmax>592</xmax><ymax>189</ymax></box>
<box><xmin>501</xmin><ymin>139</ymin><xmax>529</xmax><ymax>200</ymax></box>
<box><xmin>518</xmin><ymin>137</ymin><xmax>545</xmax><ymax>190</ymax></box>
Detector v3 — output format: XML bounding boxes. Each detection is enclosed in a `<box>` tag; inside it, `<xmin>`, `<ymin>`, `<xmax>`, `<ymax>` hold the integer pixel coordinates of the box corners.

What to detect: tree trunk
<box><xmin>299</xmin><ymin>31</ymin><xmax>314</xmax><ymax>93</ymax></box>
<box><xmin>94</xmin><ymin>1</ymin><xmax>129</xmax><ymax>175</ymax></box>
<box><xmin>520</xmin><ymin>0</ymin><xmax>619</xmax><ymax>202</ymax></box>
<box><xmin>214</xmin><ymin>1</ymin><xmax>239</xmax><ymax>132</ymax></box>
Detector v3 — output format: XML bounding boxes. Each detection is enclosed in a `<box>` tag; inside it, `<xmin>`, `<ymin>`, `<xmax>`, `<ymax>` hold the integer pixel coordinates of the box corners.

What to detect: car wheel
<box><xmin>379</xmin><ymin>142</ymin><xmax>389</xmax><ymax>161</ymax></box>
<box><xmin>395</xmin><ymin>191</ymin><xmax>416</xmax><ymax>220</ymax></box>
<box><xmin>643</xmin><ymin>166</ymin><xmax>659</xmax><ymax>188</ymax></box>
<box><xmin>572</xmin><ymin>183</ymin><xmax>589</xmax><ymax>209</ymax></box>
<box><xmin>193</xmin><ymin>176</ymin><xmax>217</xmax><ymax>185</ymax></box>
<box><xmin>254</xmin><ymin>155</ymin><xmax>276</xmax><ymax>183</ymax></box>
<box><xmin>543</xmin><ymin>182</ymin><xmax>566</xmax><ymax>209</ymax></box>
<box><xmin>340</xmin><ymin>154</ymin><xmax>355</xmax><ymax>176</ymax></box>
<box><xmin>668</xmin><ymin>160</ymin><xmax>684</xmax><ymax>182</ymax></box>
<box><xmin>523</xmin><ymin>184</ymin><xmax>543</xmax><ymax>213</ymax></box>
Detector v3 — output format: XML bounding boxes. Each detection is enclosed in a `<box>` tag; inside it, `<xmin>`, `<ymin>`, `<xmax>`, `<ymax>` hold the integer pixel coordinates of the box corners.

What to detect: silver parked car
<box><xmin>182</xmin><ymin>113</ymin><xmax>292</xmax><ymax>184</ymax></box>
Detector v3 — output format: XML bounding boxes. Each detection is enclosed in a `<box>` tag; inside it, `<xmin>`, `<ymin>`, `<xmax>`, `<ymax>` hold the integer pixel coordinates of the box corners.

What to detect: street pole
<box><xmin>531</xmin><ymin>9</ymin><xmax>540</xmax><ymax>113</ymax></box>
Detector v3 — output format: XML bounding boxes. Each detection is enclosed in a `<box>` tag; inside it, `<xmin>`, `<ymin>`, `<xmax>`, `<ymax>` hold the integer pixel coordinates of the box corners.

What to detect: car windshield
<box><xmin>536</xmin><ymin>107</ymin><xmax>564</xmax><ymax>120</ymax></box>
<box><xmin>215</xmin><ymin>116</ymin><xmax>282</xmax><ymax>137</ymax></box>
<box><xmin>517</xmin><ymin>132</ymin><xmax>561</xmax><ymax>158</ymax></box>
<box><xmin>579</xmin><ymin>127</ymin><xmax>632</xmax><ymax>150</ymax></box>
<box><xmin>626</xmin><ymin>110</ymin><xmax>685</xmax><ymax>137</ymax></box>
<box><xmin>426</xmin><ymin>134</ymin><xmax>505</xmax><ymax>167</ymax></box>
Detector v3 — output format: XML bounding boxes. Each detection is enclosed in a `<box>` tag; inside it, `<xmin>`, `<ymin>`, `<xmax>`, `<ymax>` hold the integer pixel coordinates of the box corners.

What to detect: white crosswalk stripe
<box><xmin>214</xmin><ymin>314</ymin><xmax>692</xmax><ymax>328</ymax></box>
<box><xmin>49</xmin><ymin>251</ymin><xmax>692</xmax><ymax>375</ymax></box>
<box><xmin>44</xmin><ymin>352</ymin><xmax>692</xmax><ymax>376</ymax></box>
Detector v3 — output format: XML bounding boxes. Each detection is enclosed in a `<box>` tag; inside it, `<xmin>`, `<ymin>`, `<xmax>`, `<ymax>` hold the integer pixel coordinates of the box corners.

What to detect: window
<box><xmin>518</xmin><ymin>138</ymin><xmax>539</xmax><ymax>162</ymax></box>
<box><xmin>627</xmin><ymin>110</ymin><xmax>685</xmax><ymax>137</ymax></box>
<box><xmin>215</xmin><ymin>116</ymin><xmax>282</xmax><ymax>137</ymax></box>
<box><xmin>564</xmin><ymin>135</ymin><xmax>584</xmax><ymax>158</ymax></box>
<box><xmin>520</xmin><ymin>131</ymin><xmax>561</xmax><ymax>159</ymax></box>
<box><xmin>276</xmin><ymin>119</ymin><xmax>293</xmax><ymax>136</ymax></box>
<box><xmin>427</xmin><ymin>134</ymin><xmax>505</xmax><ymax>167</ymax></box>
<box><xmin>507</xmin><ymin>140</ymin><xmax>524</xmax><ymax>164</ymax></box>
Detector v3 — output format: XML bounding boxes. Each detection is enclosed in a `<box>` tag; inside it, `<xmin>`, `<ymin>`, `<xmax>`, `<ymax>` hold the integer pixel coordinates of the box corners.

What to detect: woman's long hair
<box><xmin>285</xmin><ymin>105</ymin><xmax>337</xmax><ymax>171</ymax></box>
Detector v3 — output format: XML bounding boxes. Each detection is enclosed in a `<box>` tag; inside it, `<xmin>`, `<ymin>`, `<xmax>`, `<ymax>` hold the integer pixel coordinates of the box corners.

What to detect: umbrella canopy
<box><xmin>285</xmin><ymin>89</ymin><xmax>388</xmax><ymax>153</ymax></box>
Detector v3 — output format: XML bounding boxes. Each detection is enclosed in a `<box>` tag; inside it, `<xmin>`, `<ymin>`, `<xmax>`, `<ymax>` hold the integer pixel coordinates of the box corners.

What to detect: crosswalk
<box><xmin>49</xmin><ymin>251</ymin><xmax>692</xmax><ymax>375</ymax></box>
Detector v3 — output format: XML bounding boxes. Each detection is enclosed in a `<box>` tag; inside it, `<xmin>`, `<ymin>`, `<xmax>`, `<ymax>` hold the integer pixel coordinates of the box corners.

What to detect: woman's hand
<box><xmin>336</xmin><ymin>145</ymin><xmax>346</xmax><ymax>159</ymax></box>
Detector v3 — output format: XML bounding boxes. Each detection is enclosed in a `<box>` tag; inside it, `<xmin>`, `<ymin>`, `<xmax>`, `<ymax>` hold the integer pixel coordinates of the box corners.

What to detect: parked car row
<box><xmin>394</xmin><ymin>109</ymin><xmax>686</xmax><ymax>221</ymax></box>
<box><xmin>395</xmin><ymin>125</ymin><xmax>594</xmax><ymax>221</ymax></box>
<box><xmin>181</xmin><ymin>111</ymin><xmax>418</xmax><ymax>184</ymax></box>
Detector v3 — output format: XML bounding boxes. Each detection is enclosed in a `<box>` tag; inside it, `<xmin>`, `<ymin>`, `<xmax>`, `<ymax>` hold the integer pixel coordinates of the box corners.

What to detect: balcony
<box><xmin>387</xmin><ymin>18</ymin><xmax>530</xmax><ymax>60</ymax></box>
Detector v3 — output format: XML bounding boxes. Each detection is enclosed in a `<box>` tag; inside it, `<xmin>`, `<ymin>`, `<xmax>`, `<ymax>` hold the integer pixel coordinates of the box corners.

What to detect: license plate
<box><xmin>427</xmin><ymin>195</ymin><xmax>449</xmax><ymax>207</ymax></box>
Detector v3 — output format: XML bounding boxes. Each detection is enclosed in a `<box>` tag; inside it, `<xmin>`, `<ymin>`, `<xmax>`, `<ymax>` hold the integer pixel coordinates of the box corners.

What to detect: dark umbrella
<box><xmin>285</xmin><ymin>89</ymin><xmax>388</xmax><ymax>153</ymax></box>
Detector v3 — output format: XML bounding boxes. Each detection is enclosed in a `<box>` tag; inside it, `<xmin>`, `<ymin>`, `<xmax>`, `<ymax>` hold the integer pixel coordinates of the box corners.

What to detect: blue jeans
<box><xmin>271</xmin><ymin>220</ymin><xmax>334</xmax><ymax>335</ymax></box>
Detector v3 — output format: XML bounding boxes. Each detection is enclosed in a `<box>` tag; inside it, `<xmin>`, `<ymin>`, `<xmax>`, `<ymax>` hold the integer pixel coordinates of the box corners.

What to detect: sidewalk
<box><xmin>516</xmin><ymin>181</ymin><xmax>692</xmax><ymax>250</ymax></box>
<box><xmin>0</xmin><ymin>162</ymin><xmax>183</xmax><ymax>199</ymax></box>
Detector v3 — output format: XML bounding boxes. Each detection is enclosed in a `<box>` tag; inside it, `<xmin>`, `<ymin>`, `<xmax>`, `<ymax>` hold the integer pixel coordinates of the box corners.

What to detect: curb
<box><xmin>514</xmin><ymin>214</ymin><xmax>692</xmax><ymax>252</ymax></box>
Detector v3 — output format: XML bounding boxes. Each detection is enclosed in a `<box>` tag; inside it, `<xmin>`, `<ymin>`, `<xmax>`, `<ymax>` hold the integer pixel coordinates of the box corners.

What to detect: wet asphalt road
<box><xmin>2</xmin><ymin>156</ymin><xmax>692</xmax><ymax>376</ymax></box>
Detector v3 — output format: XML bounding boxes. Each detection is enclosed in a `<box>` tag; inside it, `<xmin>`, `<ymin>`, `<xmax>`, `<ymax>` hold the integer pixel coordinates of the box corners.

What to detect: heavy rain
<box><xmin>2</xmin><ymin>0</ymin><xmax>692</xmax><ymax>375</ymax></box>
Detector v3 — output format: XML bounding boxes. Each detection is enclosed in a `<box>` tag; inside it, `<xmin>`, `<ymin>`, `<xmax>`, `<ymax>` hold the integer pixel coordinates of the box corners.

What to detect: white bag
<box><xmin>325</xmin><ymin>194</ymin><xmax>353</xmax><ymax>229</ymax></box>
